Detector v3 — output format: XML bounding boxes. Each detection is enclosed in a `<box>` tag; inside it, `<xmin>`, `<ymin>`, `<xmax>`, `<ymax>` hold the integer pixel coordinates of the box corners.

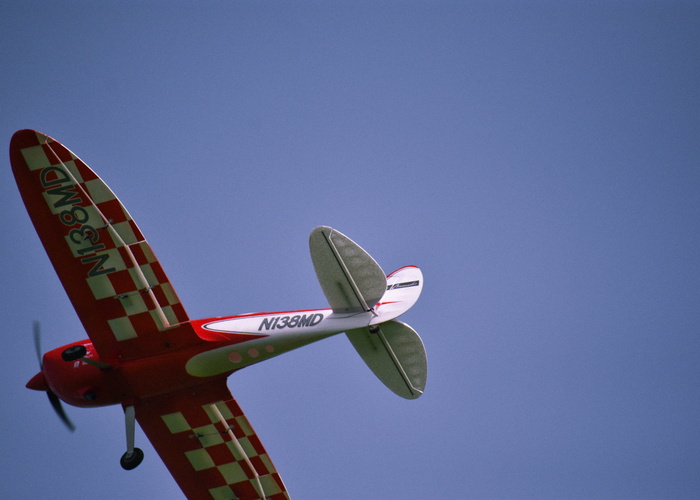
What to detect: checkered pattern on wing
<box><xmin>158</xmin><ymin>398</ymin><xmax>290</xmax><ymax>500</ymax></box>
<box><xmin>20</xmin><ymin>131</ymin><xmax>188</xmax><ymax>346</ymax></box>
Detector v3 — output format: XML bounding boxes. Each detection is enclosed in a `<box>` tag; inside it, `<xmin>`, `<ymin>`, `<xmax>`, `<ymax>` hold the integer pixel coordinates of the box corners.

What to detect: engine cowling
<box><xmin>29</xmin><ymin>341</ymin><xmax>121</xmax><ymax>407</ymax></box>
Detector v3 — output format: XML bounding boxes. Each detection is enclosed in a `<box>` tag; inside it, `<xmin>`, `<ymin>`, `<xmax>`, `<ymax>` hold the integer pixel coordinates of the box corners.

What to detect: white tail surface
<box><xmin>371</xmin><ymin>265</ymin><xmax>423</xmax><ymax>325</ymax></box>
<box><xmin>309</xmin><ymin>226</ymin><xmax>427</xmax><ymax>398</ymax></box>
<box><xmin>346</xmin><ymin>320</ymin><xmax>427</xmax><ymax>399</ymax></box>
<box><xmin>309</xmin><ymin>226</ymin><xmax>386</xmax><ymax>313</ymax></box>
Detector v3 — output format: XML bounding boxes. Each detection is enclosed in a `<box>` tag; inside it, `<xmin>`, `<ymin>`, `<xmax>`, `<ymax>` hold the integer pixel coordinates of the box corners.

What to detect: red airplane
<box><xmin>11</xmin><ymin>129</ymin><xmax>427</xmax><ymax>499</ymax></box>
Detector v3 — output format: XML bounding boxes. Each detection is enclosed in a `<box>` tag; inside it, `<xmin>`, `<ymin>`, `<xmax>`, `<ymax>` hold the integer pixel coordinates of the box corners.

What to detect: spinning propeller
<box><xmin>30</xmin><ymin>321</ymin><xmax>75</xmax><ymax>432</ymax></box>
<box><xmin>27</xmin><ymin>323</ymin><xmax>143</xmax><ymax>469</ymax></box>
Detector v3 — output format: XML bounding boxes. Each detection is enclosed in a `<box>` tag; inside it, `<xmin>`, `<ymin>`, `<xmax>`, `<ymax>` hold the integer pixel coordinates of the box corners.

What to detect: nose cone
<box><xmin>26</xmin><ymin>371</ymin><xmax>49</xmax><ymax>391</ymax></box>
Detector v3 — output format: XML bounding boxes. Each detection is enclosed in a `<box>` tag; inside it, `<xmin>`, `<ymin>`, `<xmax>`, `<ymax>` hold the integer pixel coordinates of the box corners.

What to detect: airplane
<box><xmin>10</xmin><ymin>129</ymin><xmax>427</xmax><ymax>500</ymax></box>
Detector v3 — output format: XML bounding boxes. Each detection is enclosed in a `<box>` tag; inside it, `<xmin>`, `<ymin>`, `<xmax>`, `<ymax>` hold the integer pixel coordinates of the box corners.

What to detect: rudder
<box><xmin>371</xmin><ymin>265</ymin><xmax>423</xmax><ymax>325</ymax></box>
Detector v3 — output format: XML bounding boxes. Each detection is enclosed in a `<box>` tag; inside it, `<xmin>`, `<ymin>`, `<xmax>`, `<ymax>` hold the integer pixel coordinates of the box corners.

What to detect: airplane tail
<box><xmin>346</xmin><ymin>321</ymin><xmax>427</xmax><ymax>399</ymax></box>
<box><xmin>310</xmin><ymin>227</ymin><xmax>427</xmax><ymax>399</ymax></box>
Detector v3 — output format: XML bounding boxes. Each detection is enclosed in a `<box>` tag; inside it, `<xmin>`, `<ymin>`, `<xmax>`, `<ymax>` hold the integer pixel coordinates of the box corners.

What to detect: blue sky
<box><xmin>1</xmin><ymin>2</ymin><xmax>699</xmax><ymax>498</ymax></box>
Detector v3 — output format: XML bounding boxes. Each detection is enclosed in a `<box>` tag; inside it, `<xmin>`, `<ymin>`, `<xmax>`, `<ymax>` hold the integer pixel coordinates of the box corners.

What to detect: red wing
<box><xmin>135</xmin><ymin>380</ymin><xmax>289</xmax><ymax>500</ymax></box>
<box><xmin>10</xmin><ymin>130</ymin><xmax>193</xmax><ymax>362</ymax></box>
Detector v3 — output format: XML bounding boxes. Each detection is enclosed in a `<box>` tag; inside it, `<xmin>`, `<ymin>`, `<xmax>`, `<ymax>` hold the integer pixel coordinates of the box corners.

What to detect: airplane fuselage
<box><xmin>26</xmin><ymin>308</ymin><xmax>375</xmax><ymax>408</ymax></box>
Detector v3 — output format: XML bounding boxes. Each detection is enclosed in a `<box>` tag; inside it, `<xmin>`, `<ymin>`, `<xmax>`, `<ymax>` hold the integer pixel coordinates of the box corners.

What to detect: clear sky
<box><xmin>1</xmin><ymin>2</ymin><xmax>699</xmax><ymax>499</ymax></box>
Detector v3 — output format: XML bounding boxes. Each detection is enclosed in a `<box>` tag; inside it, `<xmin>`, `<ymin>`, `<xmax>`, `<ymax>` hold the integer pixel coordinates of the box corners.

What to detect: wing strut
<box><xmin>209</xmin><ymin>403</ymin><xmax>267</xmax><ymax>499</ymax></box>
<box><xmin>42</xmin><ymin>139</ymin><xmax>172</xmax><ymax>330</ymax></box>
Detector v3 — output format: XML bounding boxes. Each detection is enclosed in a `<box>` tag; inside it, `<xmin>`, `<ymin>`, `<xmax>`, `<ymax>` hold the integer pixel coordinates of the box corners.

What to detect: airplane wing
<box><xmin>10</xmin><ymin>130</ymin><xmax>195</xmax><ymax>362</ymax></box>
<box><xmin>135</xmin><ymin>380</ymin><xmax>289</xmax><ymax>500</ymax></box>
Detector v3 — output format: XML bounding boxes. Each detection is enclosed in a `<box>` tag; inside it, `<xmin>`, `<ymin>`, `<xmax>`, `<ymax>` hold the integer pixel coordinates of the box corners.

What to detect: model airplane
<box><xmin>10</xmin><ymin>129</ymin><xmax>427</xmax><ymax>500</ymax></box>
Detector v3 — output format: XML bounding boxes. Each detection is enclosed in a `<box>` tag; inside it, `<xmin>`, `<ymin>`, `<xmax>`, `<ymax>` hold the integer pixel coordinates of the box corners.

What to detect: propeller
<box><xmin>32</xmin><ymin>321</ymin><xmax>76</xmax><ymax>432</ymax></box>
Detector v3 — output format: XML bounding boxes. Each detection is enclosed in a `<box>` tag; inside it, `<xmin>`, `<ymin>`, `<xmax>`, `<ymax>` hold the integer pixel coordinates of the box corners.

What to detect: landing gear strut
<box><xmin>120</xmin><ymin>405</ymin><xmax>143</xmax><ymax>470</ymax></box>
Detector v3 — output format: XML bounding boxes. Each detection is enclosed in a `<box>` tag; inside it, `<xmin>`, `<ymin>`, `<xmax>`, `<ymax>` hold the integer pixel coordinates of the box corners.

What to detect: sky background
<box><xmin>1</xmin><ymin>2</ymin><xmax>699</xmax><ymax>499</ymax></box>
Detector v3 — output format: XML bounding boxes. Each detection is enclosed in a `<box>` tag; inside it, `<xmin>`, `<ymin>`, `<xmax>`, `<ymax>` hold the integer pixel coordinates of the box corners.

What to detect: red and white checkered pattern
<box><xmin>136</xmin><ymin>382</ymin><xmax>289</xmax><ymax>499</ymax></box>
<box><xmin>11</xmin><ymin>130</ymin><xmax>191</xmax><ymax>361</ymax></box>
<box><xmin>12</xmin><ymin>131</ymin><xmax>292</xmax><ymax>497</ymax></box>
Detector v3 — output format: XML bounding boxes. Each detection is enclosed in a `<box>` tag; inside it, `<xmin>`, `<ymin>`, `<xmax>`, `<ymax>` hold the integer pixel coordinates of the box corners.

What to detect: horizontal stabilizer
<box><xmin>309</xmin><ymin>226</ymin><xmax>386</xmax><ymax>313</ymax></box>
<box><xmin>346</xmin><ymin>320</ymin><xmax>427</xmax><ymax>399</ymax></box>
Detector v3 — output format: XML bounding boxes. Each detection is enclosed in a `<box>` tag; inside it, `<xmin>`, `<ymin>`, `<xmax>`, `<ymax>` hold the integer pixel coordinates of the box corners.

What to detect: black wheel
<box><xmin>120</xmin><ymin>448</ymin><xmax>144</xmax><ymax>470</ymax></box>
<box><xmin>62</xmin><ymin>345</ymin><xmax>87</xmax><ymax>362</ymax></box>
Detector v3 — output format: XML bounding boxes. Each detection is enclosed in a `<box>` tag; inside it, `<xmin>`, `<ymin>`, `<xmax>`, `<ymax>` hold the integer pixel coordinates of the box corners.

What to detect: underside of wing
<box><xmin>135</xmin><ymin>380</ymin><xmax>289</xmax><ymax>500</ymax></box>
<box><xmin>10</xmin><ymin>130</ymin><xmax>195</xmax><ymax>361</ymax></box>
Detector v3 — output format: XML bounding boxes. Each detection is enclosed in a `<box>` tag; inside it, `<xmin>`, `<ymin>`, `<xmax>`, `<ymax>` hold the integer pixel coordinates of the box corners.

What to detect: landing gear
<box><xmin>120</xmin><ymin>447</ymin><xmax>144</xmax><ymax>470</ymax></box>
<box><xmin>121</xmin><ymin>405</ymin><xmax>144</xmax><ymax>470</ymax></box>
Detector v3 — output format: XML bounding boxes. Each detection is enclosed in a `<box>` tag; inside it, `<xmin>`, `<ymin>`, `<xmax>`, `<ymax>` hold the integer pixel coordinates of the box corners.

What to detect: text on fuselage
<box><xmin>258</xmin><ymin>313</ymin><xmax>324</xmax><ymax>331</ymax></box>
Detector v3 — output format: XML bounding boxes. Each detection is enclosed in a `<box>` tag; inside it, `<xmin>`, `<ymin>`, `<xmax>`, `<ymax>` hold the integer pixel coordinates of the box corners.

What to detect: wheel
<box><xmin>62</xmin><ymin>345</ymin><xmax>87</xmax><ymax>362</ymax></box>
<box><xmin>120</xmin><ymin>448</ymin><xmax>144</xmax><ymax>470</ymax></box>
